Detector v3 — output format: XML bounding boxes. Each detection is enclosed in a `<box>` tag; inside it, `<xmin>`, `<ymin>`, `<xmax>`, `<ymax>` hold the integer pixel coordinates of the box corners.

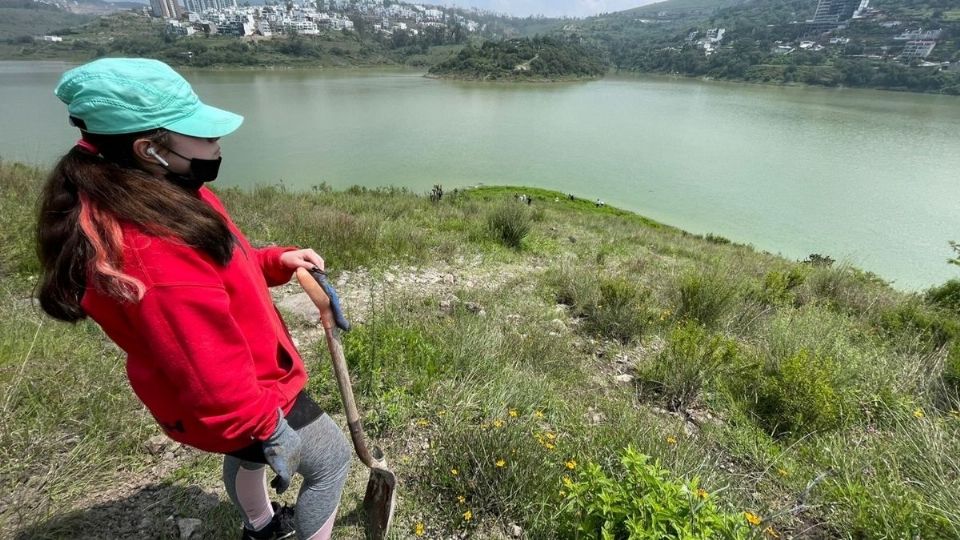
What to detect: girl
<box><xmin>35</xmin><ymin>58</ymin><xmax>350</xmax><ymax>540</ymax></box>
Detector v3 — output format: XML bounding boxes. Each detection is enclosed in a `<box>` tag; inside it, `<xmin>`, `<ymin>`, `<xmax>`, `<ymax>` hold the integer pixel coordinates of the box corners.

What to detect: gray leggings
<box><xmin>223</xmin><ymin>414</ymin><xmax>352</xmax><ymax>538</ymax></box>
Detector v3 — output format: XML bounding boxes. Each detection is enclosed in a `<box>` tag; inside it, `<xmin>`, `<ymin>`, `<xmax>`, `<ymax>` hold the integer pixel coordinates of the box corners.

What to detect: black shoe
<box><xmin>240</xmin><ymin>502</ymin><xmax>296</xmax><ymax>540</ymax></box>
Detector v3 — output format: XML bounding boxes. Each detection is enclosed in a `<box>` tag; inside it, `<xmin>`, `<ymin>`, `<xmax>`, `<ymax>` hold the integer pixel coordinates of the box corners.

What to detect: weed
<box><xmin>561</xmin><ymin>447</ymin><xmax>750</xmax><ymax>539</ymax></box>
<box><xmin>676</xmin><ymin>265</ymin><xmax>739</xmax><ymax>328</ymax></box>
<box><xmin>486</xmin><ymin>201</ymin><xmax>532</xmax><ymax>249</ymax></box>
<box><xmin>636</xmin><ymin>321</ymin><xmax>740</xmax><ymax>411</ymax></box>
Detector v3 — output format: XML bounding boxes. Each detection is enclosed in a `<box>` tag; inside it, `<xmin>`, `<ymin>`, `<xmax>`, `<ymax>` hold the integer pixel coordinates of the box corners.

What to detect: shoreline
<box><xmin>2</xmin><ymin>56</ymin><xmax>955</xmax><ymax>96</ymax></box>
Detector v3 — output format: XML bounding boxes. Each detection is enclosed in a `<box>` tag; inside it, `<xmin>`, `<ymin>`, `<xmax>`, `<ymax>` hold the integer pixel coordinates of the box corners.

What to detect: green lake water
<box><xmin>3</xmin><ymin>61</ymin><xmax>959</xmax><ymax>290</ymax></box>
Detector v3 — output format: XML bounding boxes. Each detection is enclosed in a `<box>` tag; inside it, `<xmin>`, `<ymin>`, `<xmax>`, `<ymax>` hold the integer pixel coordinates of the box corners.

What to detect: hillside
<box><xmin>3</xmin><ymin>161</ymin><xmax>960</xmax><ymax>538</ymax></box>
<box><xmin>428</xmin><ymin>36</ymin><xmax>609</xmax><ymax>81</ymax></box>
<box><xmin>0</xmin><ymin>0</ymin><xmax>94</xmax><ymax>41</ymax></box>
<box><xmin>557</xmin><ymin>0</ymin><xmax>960</xmax><ymax>93</ymax></box>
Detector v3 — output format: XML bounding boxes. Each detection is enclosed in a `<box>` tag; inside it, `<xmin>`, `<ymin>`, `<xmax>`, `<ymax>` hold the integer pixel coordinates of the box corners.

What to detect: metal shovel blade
<box><xmin>362</xmin><ymin>447</ymin><xmax>397</xmax><ymax>539</ymax></box>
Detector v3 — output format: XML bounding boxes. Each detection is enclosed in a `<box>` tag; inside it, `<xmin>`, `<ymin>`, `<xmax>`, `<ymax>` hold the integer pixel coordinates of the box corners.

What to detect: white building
<box><xmin>900</xmin><ymin>40</ymin><xmax>936</xmax><ymax>59</ymax></box>
<box><xmin>150</xmin><ymin>0</ymin><xmax>182</xmax><ymax>18</ymax></box>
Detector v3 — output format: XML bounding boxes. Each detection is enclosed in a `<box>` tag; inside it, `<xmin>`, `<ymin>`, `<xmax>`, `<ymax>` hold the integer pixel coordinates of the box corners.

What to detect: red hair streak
<box><xmin>78</xmin><ymin>193</ymin><xmax>145</xmax><ymax>301</ymax></box>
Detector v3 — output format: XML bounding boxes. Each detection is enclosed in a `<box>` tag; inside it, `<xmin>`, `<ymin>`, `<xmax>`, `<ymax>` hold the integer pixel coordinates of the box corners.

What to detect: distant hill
<box><xmin>0</xmin><ymin>1</ymin><xmax>95</xmax><ymax>40</ymax></box>
<box><xmin>428</xmin><ymin>36</ymin><xmax>608</xmax><ymax>81</ymax></box>
<box><xmin>544</xmin><ymin>0</ymin><xmax>959</xmax><ymax>94</ymax></box>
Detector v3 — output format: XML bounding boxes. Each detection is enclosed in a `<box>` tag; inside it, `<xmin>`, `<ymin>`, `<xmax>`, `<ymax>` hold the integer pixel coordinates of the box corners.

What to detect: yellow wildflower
<box><xmin>545</xmin><ymin>432</ymin><xmax>557</xmax><ymax>441</ymax></box>
<box><xmin>438</xmin><ymin>410</ymin><xmax>446</xmax><ymax>417</ymax></box>
<box><xmin>534</xmin><ymin>410</ymin><xmax>545</xmax><ymax>418</ymax></box>
<box><xmin>951</xmin><ymin>410</ymin><xmax>960</xmax><ymax>419</ymax></box>
<box><xmin>913</xmin><ymin>408</ymin><xmax>925</xmax><ymax>419</ymax></box>
<box><xmin>565</xmin><ymin>460</ymin><xmax>577</xmax><ymax>470</ymax></box>
<box><xmin>457</xmin><ymin>495</ymin><xmax>466</xmax><ymax>504</ymax></box>
<box><xmin>509</xmin><ymin>409</ymin><xmax>519</xmax><ymax>418</ymax></box>
<box><xmin>414</xmin><ymin>522</ymin><xmax>425</xmax><ymax>537</ymax></box>
<box><xmin>744</xmin><ymin>512</ymin><xmax>762</xmax><ymax>526</ymax></box>
<box><xmin>493</xmin><ymin>419</ymin><xmax>504</xmax><ymax>429</ymax></box>
<box><xmin>764</xmin><ymin>526</ymin><xmax>781</xmax><ymax>538</ymax></box>
<box><xmin>696</xmin><ymin>488</ymin><xmax>708</xmax><ymax>499</ymax></box>
<box><xmin>545</xmin><ymin>442</ymin><xmax>556</xmax><ymax>450</ymax></box>
<box><xmin>559</xmin><ymin>490</ymin><xmax>566</xmax><ymax>497</ymax></box>
<box><xmin>496</xmin><ymin>458</ymin><xmax>506</xmax><ymax>468</ymax></box>
<box><xmin>416</xmin><ymin>418</ymin><xmax>430</xmax><ymax>427</ymax></box>
<box><xmin>666</xmin><ymin>436</ymin><xmax>677</xmax><ymax>445</ymax></box>
<box><xmin>450</xmin><ymin>468</ymin><xmax>459</xmax><ymax>477</ymax></box>
<box><xmin>777</xmin><ymin>468</ymin><xmax>790</xmax><ymax>478</ymax></box>
<box><xmin>463</xmin><ymin>509</ymin><xmax>473</xmax><ymax>522</ymax></box>
<box><xmin>562</xmin><ymin>476</ymin><xmax>574</xmax><ymax>487</ymax></box>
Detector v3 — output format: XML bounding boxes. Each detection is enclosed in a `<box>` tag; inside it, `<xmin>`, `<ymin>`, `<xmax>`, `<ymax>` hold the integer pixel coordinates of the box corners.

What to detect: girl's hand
<box><xmin>279</xmin><ymin>248</ymin><xmax>324</xmax><ymax>272</ymax></box>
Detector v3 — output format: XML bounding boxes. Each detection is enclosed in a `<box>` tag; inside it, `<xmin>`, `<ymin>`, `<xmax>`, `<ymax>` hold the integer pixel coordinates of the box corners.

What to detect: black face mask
<box><xmin>157</xmin><ymin>146</ymin><xmax>222</xmax><ymax>191</ymax></box>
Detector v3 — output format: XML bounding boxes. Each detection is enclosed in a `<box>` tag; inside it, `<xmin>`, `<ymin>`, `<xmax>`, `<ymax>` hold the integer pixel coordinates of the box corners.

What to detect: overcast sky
<box><xmin>445</xmin><ymin>0</ymin><xmax>662</xmax><ymax>18</ymax></box>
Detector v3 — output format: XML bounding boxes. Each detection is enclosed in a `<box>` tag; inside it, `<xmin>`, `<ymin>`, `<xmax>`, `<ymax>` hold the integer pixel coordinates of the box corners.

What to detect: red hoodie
<box><xmin>81</xmin><ymin>187</ymin><xmax>307</xmax><ymax>454</ymax></box>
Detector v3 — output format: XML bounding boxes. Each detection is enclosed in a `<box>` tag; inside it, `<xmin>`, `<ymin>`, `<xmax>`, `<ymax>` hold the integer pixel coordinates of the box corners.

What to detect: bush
<box><xmin>925</xmin><ymin>279</ymin><xmax>960</xmax><ymax>315</ymax></box>
<box><xmin>943</xmin><ymin>344</ymin><xmax>960</xmax><ymax>400</ymax></box>
<box><xmin>876</xmin><ymin>300</ymin><xmax>960</xmax><ymax>351</ymax></box>
<box><xmin>637</xmin><ymin>321</ymin><xmax>740</xmax><ymax>410</ymax></box>
<box><xmin>580</xmin><ymin>277</ymin><xmax>652</xmax><ymax>344</ymax></box>
<box><xmin>750</xmin><ymin>349</ymin><xmax>848</xmax><ymax>437</ymax></box>
<box><xmin>756</xmin><ymin>266</ymin><xmax>808</xmax><ymax>306</ymax></box>
<box><xmin>561</xmin><ymin>447</ymin><xmax>750</xmax><ymax>539</ymax></box>
<box><xmin>676</xmin><ymin>267</ymin><xmax>739</xmax><ymax>328</ymax></box>
<box><xmin>424</xmin><ymin>400</ymin><xmax>572</xmax><ymax>536</ymax></box>
<box><xmin>486</xmin><ymin>201</ymin><xmax>531</xmax><ymax>249</ymax></box>
<box><xmin>547</xmin><ymin>267</ymin><xmax>651</xmax><ymax>344</ymax></box>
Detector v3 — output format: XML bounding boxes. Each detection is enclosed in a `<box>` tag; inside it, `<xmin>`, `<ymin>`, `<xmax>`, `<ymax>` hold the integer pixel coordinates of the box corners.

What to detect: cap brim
<box><xmin>166</xmin><ymin>102</ymin><xmax>244</xmax><ymax>138</ymax></box>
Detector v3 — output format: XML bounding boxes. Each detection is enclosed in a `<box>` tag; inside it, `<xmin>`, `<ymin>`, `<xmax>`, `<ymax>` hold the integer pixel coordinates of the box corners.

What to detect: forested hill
<box><xmin>553</xmin><ymin>0</ymin><xmax>960</xmax><ymax>94</ymax></box>
<box><xmin>427</xmin><ymin>36</ymin><xmax>608</xmax><ymax>81</ymax></box>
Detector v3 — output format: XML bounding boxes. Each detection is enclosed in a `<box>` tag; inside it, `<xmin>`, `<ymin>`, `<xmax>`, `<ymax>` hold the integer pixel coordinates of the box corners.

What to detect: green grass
<box><xmin>4</xmin><ymin>161</ymin><xmax>960</xmax><ymax>538</ymax></box>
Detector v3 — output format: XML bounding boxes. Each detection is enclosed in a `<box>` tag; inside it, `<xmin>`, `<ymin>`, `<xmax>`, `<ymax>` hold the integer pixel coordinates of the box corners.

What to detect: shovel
<box><xmin>295</xmin><ymin>267</ymin><xmax>397</xmax><ymax>540</ymax></box>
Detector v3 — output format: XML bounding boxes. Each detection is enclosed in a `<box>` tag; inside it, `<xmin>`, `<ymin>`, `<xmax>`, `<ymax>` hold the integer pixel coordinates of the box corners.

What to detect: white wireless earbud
<box><xmin>146</xmin><ymin>147</ymin><xmax>170</xmax><ymax>167</ymax></box>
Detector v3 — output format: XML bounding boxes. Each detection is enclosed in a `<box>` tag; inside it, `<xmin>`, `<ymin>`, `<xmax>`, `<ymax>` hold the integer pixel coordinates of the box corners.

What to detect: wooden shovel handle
<box><xmin>295</xmin><ymin>268</ymin><xmax>377</xmax><ymax>468</ymax></box>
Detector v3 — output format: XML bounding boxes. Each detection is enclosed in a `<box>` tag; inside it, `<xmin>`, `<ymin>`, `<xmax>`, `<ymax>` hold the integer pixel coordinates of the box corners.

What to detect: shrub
<box><xmin>546</xmin><ymin>263</ymin><xmax>597</xmax><ymax>309</ymax></box>
<box><xmin>676</xmin><ymin>267</ymin><xmax>739</xmax><ymax>328</ymax></box>
<box><xmin>580</xmin><ymin>277</ymin><xmax>652</xmax><ymax>344</ymax></box>
<box><xmin>876</xmin><ymin>300</ymin><xmax>960</xmax><ymax>351</ymax></box>
<box><xmin>561</xmin><ymin>447</ymin><xmax>750</xmax><ymax>539</ymax></box>
<box><xmin>925</xmin><ymin>279</ymin><xmax>960</xmax><ymax>315</ymax></box>
<box><xmin>486</xmin><ymin>201</ymin><xmax>532</xmax><ymax>249</ymax></box>
<box><xmin>801</xmin><ymin>265</ymin><xmax>886</xmax><ymax>316</ymax></box>
<box><xmin>757</xmin><ymin>266</ymin><xmax>808</xmax><ymax>306</ymax></box>
<box><xmin>636</xmin><ymin>321</ymin><xmax>740</xmax><ymax>410</ymax></box>
<box><xmin>750</xmin><ymin>349</ymin><xmax>848</xmax><ymax>437</ymax></box>
<box><xmin>425</xmin><ymin>402</ymin><xmax>570</xmax><ymax>536</ymax></box>
<box><xmin>943</xmin><ymin>344</ymin><xmax>960</xmax><ymax>400</ymax></box>
<box><xmin>545</xmin><ymin>267</ymin><xmax>650</xmax><ymax>343</ymax></box>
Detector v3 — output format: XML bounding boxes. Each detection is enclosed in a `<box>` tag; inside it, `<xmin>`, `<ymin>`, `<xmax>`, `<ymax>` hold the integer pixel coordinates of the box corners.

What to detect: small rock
<box><xmin>465</xmin><ymin>302</ymin><xmax>483</xmax><ymax>314</ymax></box>
<box><xmin>443</xmin><ymin>274</ymin><xmax>456</xmax><ymax>285</ymax></box>
<box><xmin>144</xmin><ymin>435</ymin><xmax>170</xmax><ymax>456</ymax></box>
<box><xmin>586</xmin><ymin>407</ymin><xmax>605</xmax><ymax>425</ymax></box>
<box><xmin>510</xmin><ymin>523</ymin><xmax>523</xmax><ymax>537</ymax></box>
<box><xmin>614</xmin><ymin>374</ymin><xmax>634</xmax><ymax>384</ymax></box>
<box><xmin>477</xmin><ymin>309</ymin><xmax>487</xmax><ymax>317</ymax></box>
<box><xmin>177</xmin><ymin>517</ymin><xmax>202</xmax><ymax>540</ymax></box>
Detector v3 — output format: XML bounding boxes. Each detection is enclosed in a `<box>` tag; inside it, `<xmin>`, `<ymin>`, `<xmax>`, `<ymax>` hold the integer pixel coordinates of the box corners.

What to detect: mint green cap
<box><xmin>54</xmin><ymin>58</ymin><xmax>243</xmax><ymax>138</ymax></box>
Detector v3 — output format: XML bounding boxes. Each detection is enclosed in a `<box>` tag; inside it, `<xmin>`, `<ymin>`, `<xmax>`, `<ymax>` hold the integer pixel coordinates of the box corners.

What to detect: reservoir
<box><xmin>3</xmin><ymin>61</ymin><xmax>959</xmax><ymax>289</ymax></box>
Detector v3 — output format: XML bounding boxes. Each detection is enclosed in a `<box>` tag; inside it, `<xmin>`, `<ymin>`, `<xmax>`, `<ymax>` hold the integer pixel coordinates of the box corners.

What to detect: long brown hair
<box><xmin>37</xmin><ymin>127</ymin><xmax>235</xmax><ymax>322</ymax></box>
